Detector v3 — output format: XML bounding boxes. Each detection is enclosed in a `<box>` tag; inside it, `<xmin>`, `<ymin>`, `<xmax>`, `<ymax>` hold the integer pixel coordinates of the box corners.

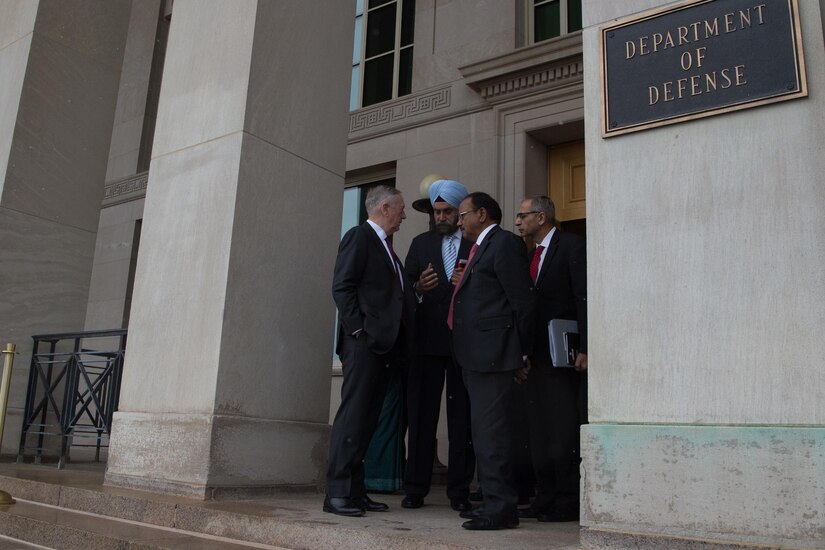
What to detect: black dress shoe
<box><xmin>401</xmin><ymin>495</ymin><xmax>424</xmax><ymax>509</ymax></box>
<box><xmin>459</xmin><ymin>507</ymin><xmax>481</xmax><ymax>519</ymax></box>
<box><xmin>537</xmin><ymin>509</ymin><xmax>579</xmax><ymax>522</ymax></box>
<box><xmin>517</xmin><ymin>506</ymin><xmax>541</xmax><ymax>519</ymax></box>
<box><xmin>323</xmin><ymin>496</ymin><xmax>365</xmax><ymax>517</ymax></box>
<box><xmin>461</xmin><ymin>515</ymin><xmax>519</xmax><ymax>531</ymax></box>
<box><xmin>355</xmin><ymin>495</ymin><xmax>388</xmax><ymax>512</ymax></box>
<box><xmin>450</xmin><ymin>498</ymin><xmax>473</xmax><ymax>512</ymax></box>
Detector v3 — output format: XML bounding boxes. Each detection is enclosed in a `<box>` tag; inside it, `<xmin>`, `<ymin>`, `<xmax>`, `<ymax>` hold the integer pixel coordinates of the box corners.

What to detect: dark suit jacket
<box><xmin>332</xmin><ymin>222</ymin><xmax>416</xmax><ymax>356</ymax></box>
<box><xmin>532</xmin><ymin>230</ymin><xmax>587</xmax><ymax>369</ymax></box>
<box><xmin>405</xmin><ymin>230</ymin><xmax>472</xmax><ymax>356</ymax></box>
<box><xmin>451</xmin><ymin>225</ymin><xmax>536</xmax><ymax>372</ymax></box>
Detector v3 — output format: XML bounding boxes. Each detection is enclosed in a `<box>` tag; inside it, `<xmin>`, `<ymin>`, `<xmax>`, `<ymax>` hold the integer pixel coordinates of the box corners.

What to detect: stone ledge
<box><xmin>0</xmin><ymin>463</ymin><xmax>581</xmax><ymax>549</ymax></box>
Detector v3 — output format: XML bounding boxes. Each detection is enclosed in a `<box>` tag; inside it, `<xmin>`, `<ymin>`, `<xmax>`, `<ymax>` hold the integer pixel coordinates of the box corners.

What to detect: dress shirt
<box><xmin>367</xmin><ymin>219</ymin><xmax>403</xmax><ymax>290</ymax></box>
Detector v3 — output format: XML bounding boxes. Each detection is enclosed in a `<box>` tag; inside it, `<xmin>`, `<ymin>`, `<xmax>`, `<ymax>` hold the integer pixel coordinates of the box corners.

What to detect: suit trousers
<box><xmin>461</xmin><ymin>368</ymin><xmax>519</xmax><ymax>519</ymax></box>
<box><xmin>326</xmin><ymin>331</ymin><xmax>404</xmax><ymax>498</ymax></box>
<box><xmin>404</xmin><ymin>354</ymin><xmax>474</xmax><ymax>499</ymax></box>
<box><xmin>525</xmin><ymin>366</ymin><xmax>581</xmax><ymax>514</ymax></box>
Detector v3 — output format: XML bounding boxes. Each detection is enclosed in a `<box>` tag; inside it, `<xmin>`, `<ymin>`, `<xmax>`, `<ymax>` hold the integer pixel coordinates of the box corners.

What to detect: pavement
<box><xmin>0</xmin><ymin>460</ymin><xmax>582</xmax><ymax>549</ymax></box>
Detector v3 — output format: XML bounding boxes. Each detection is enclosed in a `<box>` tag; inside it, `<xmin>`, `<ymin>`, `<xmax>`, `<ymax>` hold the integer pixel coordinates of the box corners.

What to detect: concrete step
<box><xmin>0</xmin><ymin>463</ymin><xmax>582</xmax><ymax>549</ymax></box>
<box><xmin>0</xmin><ymin>499</ymin><xmax>283</xmax><ymax>549</ymax></box>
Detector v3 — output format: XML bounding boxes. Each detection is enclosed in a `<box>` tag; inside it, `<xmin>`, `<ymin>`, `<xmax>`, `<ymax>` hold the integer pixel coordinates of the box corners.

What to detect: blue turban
<box><xmin>428</xmin><ymin>179</ymin><xmax>468</xmax><ymax>208</ymax></box>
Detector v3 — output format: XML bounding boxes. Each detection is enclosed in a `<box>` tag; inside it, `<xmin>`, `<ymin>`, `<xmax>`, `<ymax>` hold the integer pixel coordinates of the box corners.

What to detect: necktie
<box><xmin>386</xmin><ymin>237</ymin><xmax>406</xmax><ymax>321</ymax></box>
<box><xmin>385</xmin><ymin>238</ymin><xmax>402</xmax><ymax>289</ymax></box>
<box><xmin>443</xmin><ymin>235</ymin><xmax>457</xmax><ymax>281</ymax></box>
<box><xmin>447</xmin><ymin>243</ymin><xmax>478</xmax><ymax>330</ymax></box>
<box><xmin>530</xmin><ymin>245</ymin><xmax>545</xmax><ymax>283</ymax></box>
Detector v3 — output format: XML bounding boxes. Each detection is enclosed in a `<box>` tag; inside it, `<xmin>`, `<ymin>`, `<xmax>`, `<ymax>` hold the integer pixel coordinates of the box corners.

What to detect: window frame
<box><xmin>527</xmin><ymin>0</ymin><xmax>581</xmax><ymax>45</ymax></box>
<box><xmin>351</xmin><ymin>0</ymin><xmax>414</xmax><ymax>111</ymax></box>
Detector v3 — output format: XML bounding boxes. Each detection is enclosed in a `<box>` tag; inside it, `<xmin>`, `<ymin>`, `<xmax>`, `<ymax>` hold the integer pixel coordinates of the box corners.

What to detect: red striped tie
<box><xmin>530</xmin><ymin>245</ymin><xmax>544</xmax><ymax>283</ymax></box>
<box><xmin>446</xmin><ymin>243</ymin><xmax>478</xmax><ymax>330</ymax></box>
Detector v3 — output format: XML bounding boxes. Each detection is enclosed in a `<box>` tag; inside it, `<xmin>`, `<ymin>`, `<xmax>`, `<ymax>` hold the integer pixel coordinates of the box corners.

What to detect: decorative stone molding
<box><xmin>460</xmin><ymin>32</ymin><xmax>584</xmax><ymax>104</ymax></box>
<box><xmin>103</xmin><ymin>171</ymin><xmax>148</xmax><ymax>207</ymax></box>
<box><xmin>476</xmin><ymin>61</ymin><xmax>583</xmax><ymax>100</ymax></box>
<box><xmin>349</xmin><ymin>86</ymin><xmax>451</xmax><ymax>133</ymax></box>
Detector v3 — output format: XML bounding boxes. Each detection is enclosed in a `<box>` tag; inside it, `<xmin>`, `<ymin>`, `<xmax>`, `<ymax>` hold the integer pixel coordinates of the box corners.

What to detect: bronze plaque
<box><xmin>600</xmin><ymin>0</ymin><xmax>807</xmax><ymax>137</ymax></box>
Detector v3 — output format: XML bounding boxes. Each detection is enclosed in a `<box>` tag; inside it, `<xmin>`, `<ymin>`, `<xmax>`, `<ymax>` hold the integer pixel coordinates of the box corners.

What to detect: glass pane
<box><xmin>341</xmin><ymin>187</ymin><xmax>362</xmax><ymax>235</ymax></box>
<box><xmin>356</xmin><ymin>0</ymin><xmax>364</xmax><ymax>16</ymax></box>
<box><xmin>567</xmin><ymin>0</ymin><xmax>582</xmax><ymax>32</ymax></box>
<box><xmin>362</xmin><ymin>53</ymin><xmax>394</xmax><ymax>106</ymax></box>
<box><xmin>365</xmin><ymin>3</ymin><xmax>397</xmax><ymax>58</ymax></box>
<box><xmin>353</xmin><ymin>15</ymin><xmax>363</xmax><ymax>64</ymax></box>
<box><xmin>350</xmin><ymin>66</ymin><xmax>361</xmax><ymax>111</ymax></box>
<box><xmin>400</xmin><ymin>0</ymin><xmax>415</xmax><ymax>47</ymax></box>
<box><xmin>535</xmin><ymin>0</ymin><xmax>560</xmax><ymax>42</ymax></box>
<box><xmin>398</xmin><ymin>47</ymin><xmax>413</xmax><ymax>97</ymax></box>
<box><xmin>368</xmin><ymin>0</ymin><xmax>393</xmax><ymax>8</ymax></box>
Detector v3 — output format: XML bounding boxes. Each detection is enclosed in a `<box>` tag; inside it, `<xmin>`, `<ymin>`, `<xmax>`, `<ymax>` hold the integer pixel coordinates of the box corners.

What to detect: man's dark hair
<box><xmin>466</xmin><ymin>191</ymin><xmax>502</xmax><ymax>222</ymax></box>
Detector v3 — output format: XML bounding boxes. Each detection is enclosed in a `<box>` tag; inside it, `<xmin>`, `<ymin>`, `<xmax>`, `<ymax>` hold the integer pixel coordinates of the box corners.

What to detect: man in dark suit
<box><xmin>325</xmin><ymin>185</ymin><xmax>416</xmax><ymax>517</ymax></box>
<box><xmin>402</xmin><ymin>179</ymin><xmax>475</xmax><ymax>512</ymax></box>
<box><xmin>450</xmin><ymin>192</ymin><xmax>536</xmax><ymax>530</ymax></box>
<box><xmin>514</xmin><ymin>195</ymin><xmax>587</xmax><ymax>523</ymax></box>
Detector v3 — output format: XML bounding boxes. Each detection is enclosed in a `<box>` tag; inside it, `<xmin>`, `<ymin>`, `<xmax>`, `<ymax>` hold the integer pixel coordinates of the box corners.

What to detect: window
<box><xmin>351</xmin><ymin>0</ymin><xmax>415</xmax><ymax>110</ymax></box>
<box><xmin>529</xmin><ymin>0</ymin><xmax>582</xmax><ymax>44</ymax></box>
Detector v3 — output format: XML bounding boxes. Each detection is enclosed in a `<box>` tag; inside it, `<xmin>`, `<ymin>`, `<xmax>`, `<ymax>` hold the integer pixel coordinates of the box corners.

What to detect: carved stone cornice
<box><xmin>103</xmin><ymin>171</ymin><xmax>148</xmax><ymax>208</ymax></box>
<box><xmin>459</xmin><ymin>32</ymin><xmax>584</xmax><ymax>104</ymax></box>
<box><xmin>348</xmin><ymin>85</ymin><xmax>452</xmax><ymax>137</ymax></box>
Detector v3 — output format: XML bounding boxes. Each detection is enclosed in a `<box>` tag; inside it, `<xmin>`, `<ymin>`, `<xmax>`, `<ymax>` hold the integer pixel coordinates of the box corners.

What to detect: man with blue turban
<box><xmin>402</xmin><ymin>179</ymin><xmax>476</xmax><ymax>512</ymax></box>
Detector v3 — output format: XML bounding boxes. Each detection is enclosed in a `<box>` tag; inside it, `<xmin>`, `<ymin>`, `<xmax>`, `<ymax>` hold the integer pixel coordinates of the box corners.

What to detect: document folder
<box><xmin>548</xmin><ymin>319</ymin><xmax>579</xmax><ymax>368</ymax></box>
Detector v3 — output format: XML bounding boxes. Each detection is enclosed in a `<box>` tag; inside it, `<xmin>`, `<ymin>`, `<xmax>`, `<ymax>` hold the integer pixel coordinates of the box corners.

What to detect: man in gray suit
<box><xmin>449</xmin><ymin>191</ymin><xmax>536</xmax><ymax>530</ymax></box>
<box><xmin>325</xmin><ymin>185</ymin><xmax>416</xmax><ymax>517</ymax></box>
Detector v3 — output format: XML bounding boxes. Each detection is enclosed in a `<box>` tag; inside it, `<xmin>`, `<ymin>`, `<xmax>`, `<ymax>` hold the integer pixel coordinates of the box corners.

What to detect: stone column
<box><xmin>0</xmin><ymin>0</ymin><xmax>130</xmax><ymax>452</ymax></box>
<box><xmin>581</xmin><ymin>1</ymin><xmax>825</xmax><ymax>548</ymax></box>
<box><xmin>105</xmin><ymin>0</ymin><xmax>354</xmax><ymax>498</ymax></box>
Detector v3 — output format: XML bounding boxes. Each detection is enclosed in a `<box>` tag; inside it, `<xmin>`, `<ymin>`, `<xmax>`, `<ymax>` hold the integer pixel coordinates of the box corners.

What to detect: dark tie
<box><xmin>530</xmin><ymin>245</ymin><xmax>544</xmax><ymax>284</ymax></box>
<box><xmin>386</xmin><ymin>237</ymin><xmax>405</xmax><ymax>320</ymax></box>
<box><xmin>447</xmin><ymin>243</ymin><xmax>478</xmax><ymax>330</ymax></box>
<box><xmin>385</xmin><ymin>238</ymin><xmax>401</xmax><ymax>283</ymax></box>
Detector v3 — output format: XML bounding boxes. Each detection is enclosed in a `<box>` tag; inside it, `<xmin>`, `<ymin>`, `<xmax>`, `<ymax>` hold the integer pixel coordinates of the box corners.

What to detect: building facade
<box><xmin>1</xmin><ymin>1</ymin><xmax>823</xmax><ymax>548</ymax></box>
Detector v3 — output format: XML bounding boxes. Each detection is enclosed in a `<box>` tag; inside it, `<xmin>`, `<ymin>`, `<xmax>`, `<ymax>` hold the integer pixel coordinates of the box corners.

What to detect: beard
<box><xmin>435</xmin><ymin>221</ymin><xmax>457</xmax><ymax>235</ymax></box>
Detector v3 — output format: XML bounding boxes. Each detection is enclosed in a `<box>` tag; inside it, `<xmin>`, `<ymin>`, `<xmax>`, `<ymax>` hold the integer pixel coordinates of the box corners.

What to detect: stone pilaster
<box><xmin>0</xmin><ymin>0</ymin><xmax>130</xmax><ymax>453</ymax></box>
<box><xmin>105</xmin><ymin>0</ymin><xmax>354</xmax><ymax>497</ymax></box>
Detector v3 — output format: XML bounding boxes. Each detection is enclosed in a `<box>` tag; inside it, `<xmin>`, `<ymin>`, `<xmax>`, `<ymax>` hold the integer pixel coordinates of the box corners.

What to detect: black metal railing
<box><xmin>17</xmin><ymin>329</ymin><xmax>127</xmax><ymax>468</ymax></box>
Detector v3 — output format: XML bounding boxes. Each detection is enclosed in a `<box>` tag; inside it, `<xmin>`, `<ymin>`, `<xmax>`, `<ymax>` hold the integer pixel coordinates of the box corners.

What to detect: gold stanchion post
<box><xmin>0</xmin><ymin>343</ymin><xmax>18</xmax><ymax>504</ymax></box>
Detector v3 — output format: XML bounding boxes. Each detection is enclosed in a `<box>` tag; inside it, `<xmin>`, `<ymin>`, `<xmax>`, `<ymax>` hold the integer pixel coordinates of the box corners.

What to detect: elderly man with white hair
<box><xmin>401</xmin><ymin>179</ymin><xmax>476</xmax><ymax>513</ymax></box>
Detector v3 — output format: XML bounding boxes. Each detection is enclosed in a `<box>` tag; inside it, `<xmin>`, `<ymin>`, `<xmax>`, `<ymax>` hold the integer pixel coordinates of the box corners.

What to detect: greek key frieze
<box><xmin>350</xmin><ymin>87</ymin><xmax>451</xmax><ymax>132</ymax></box>
<box><xmin>103</xmin><ymin>171</ymin><xmax>149</xmax><ymax>206</ymax></box>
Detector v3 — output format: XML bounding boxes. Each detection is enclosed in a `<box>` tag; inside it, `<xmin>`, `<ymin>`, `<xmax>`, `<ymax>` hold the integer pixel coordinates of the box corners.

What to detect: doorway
<box><xmin>548</xmin><ymin>140</ymin><xmax>586</xmax><ymax>237</ymax></box>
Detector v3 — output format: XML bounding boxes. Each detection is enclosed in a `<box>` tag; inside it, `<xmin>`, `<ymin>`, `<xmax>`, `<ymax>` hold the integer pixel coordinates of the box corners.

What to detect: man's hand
<box><xmin>415</xmin><ymin>263</ymin><xmax>439</xmax><ymax>293</ymax></box>
<box><xmin>514</xmin><ymin>357</ymin><xmax>532</xmax><ymax>384</ymax></box>
<box><xmin>574</xmin><ymin>352</ymin><xmax>588</xmax><ymax>372</ymax></box>
<box><xmin>450</xmin><ymin>262</ymin><xmax>466</xmax><ymax>286</ymax></box>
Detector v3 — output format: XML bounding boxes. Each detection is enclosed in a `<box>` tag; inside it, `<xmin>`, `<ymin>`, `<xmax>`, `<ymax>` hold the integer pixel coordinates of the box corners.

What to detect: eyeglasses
<box><xmin>515</xmin><ymin>211</ymin><xmax>541</xmax><ymax>220</ymax></box>
<box><xmin>458</xmin><ymin>208</ymin><xmax>479</xmax><ymax>220</ymax></box>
